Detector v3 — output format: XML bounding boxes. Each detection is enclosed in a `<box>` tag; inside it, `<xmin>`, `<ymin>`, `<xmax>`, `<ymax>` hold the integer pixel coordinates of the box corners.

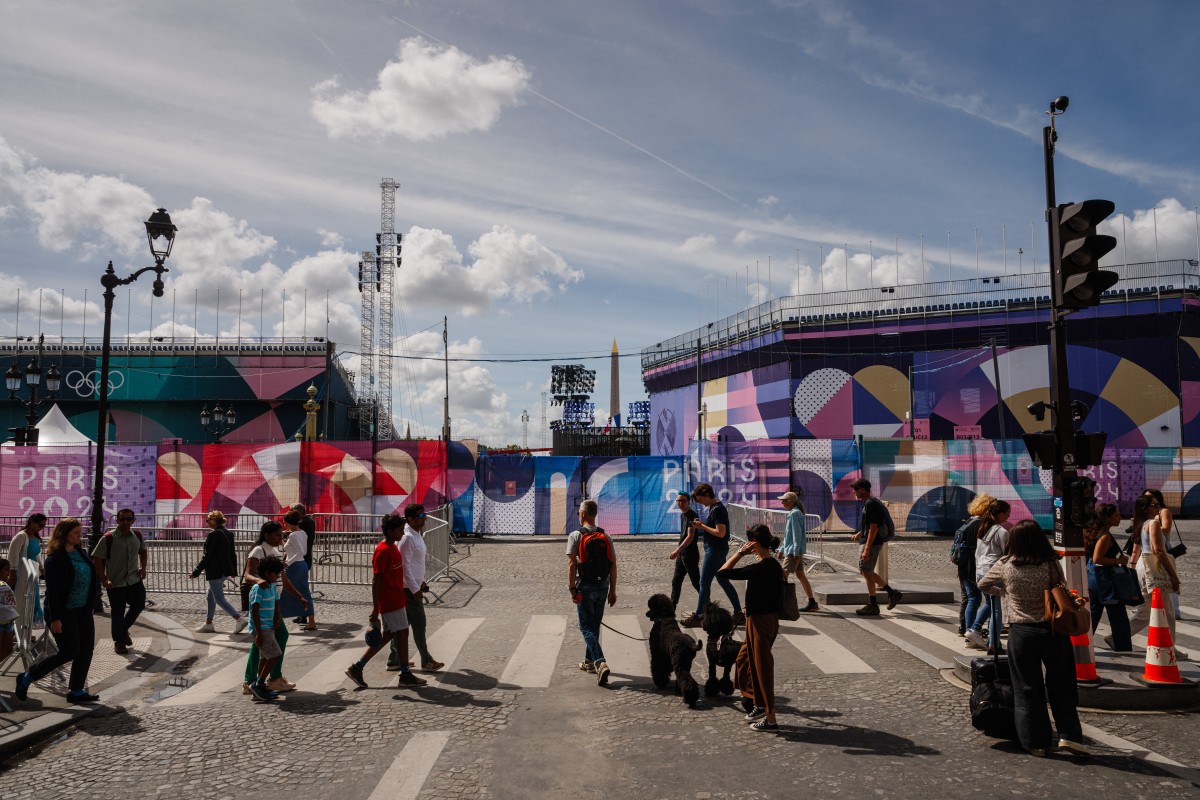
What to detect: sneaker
<box><xmin>1057</xmin><ymin>739</ymin><xmax>1091</xmax><ymax>757</ymax></box>
<box><xmin>578</xmin><ymin>660</ymin><xmax>596</xmax><ymax>673</ymax></box>
<box><xmin>386</xmin><ymin>662</ymin><xmax>402</xmax><ymax>672</ymax></box>
<box><xmin>802</xmin><ymin>599</ymin><xmax>819</xmax><ymax>613</ymax></box>
<box><xmin>745</xmin><ymin>706</ymin><xmax>766</xmax><ymax>721</ymax></box>
<box><xmin>124</xmin><ymin>634</ymin><xmax>133</xmax><ymax>647</ymax></box>
<box><xmin>233</xmin><ymin>617</ymin><xmax>248</xmax><ymax>634</ymax></box>
<box><xmin>855</xmin><ymin>603</ymin><xmax>880</xmax><ymax>617</ymax></box>
<box><xmin>249</xmin><ymin>683</ymin><xmax>274</xmax><ymax>702</ymax></box>
<box><xmin>679</xmin><ymin>612</ymin><xmax>702</xmax><ymax>628</ymax></box>
<box><xmin>14</xmin><ymin>672</ymin><xmax>32</xmax><ymax>702</ymax></box>
<box><xmin>66</xmin><ymin>690</ymin><xmax>100</xmax><ymax>703</ymax></box>
<box><xmin>114</xmin><ymin>643</ymin><xmax>129</xmax><ymax>655</ymax></box>
<box><xmin>750</xmin><ymin>720</ymin><xmax>779</xmax><ymax>732</ymax></box>
<box><xmin>595</xmin><ymin>661</ymin><xmax>611</xmax><ymax>686</ymax></box>
<box><xmin>266</xmin><ymin>677</ymin><xmax>296</xmax><ymax>692</ymax></box>
<box><xmin>345</xmin><ymin>664</ymin><xmax>368</xmax><ymax>689</ymax></box>
<box><xmin>397</xmin><ymin>671</ymin><xmax>428</xmax><ymax>687</ymax></box>
<box><xmin>740</xmin><ymin>697</ymin><xmax>755</xmax><ymax>714</ymax></box>
<box><xmin>242</xmin><ymin>682</ymin><xmax>252</xmax><ymax>695</ymax></box>
<box><xmin>421</xmin><ymin>660</ymin><xmax>444</xmax><ymax>672</ymax></box>
<box><xmin>965</xmin><ymin>630</ymin><xmax>988</xmax><ymax>650</ymax></box>
<box><xmin>195</xmin><ymin>622</ymin><xmax>216</xmax><ymax>633</ymax></box>
<box><xmin>886</xmin><ymin>589</ymin><xmax>903</xmax><ymax>610</ymax></box>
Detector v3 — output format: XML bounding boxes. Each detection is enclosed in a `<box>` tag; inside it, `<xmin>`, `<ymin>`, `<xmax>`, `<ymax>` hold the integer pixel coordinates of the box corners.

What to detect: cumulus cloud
<box><xmin>317</xmin><ymin>228</ymin><xmax>344</xmax><ymax>248</ymax></box>
<box><xmin>675</xmin><ymin>234</ymin><xmax>716</xmax><ymax>254</ymax></box>
<box><xmin>1102</xmin><ymin>198</ymin><xmax>1200</xmax><ymax>266</ymax></box>
<box><xmin>733</xmin><ymin>229</ymin><xmax>757</xmax><ymax>247</ymax></box>
<box><xmin>311</xmin><ymin>37</ymin><xmax>530</xmax><ymax>140</ymax></box>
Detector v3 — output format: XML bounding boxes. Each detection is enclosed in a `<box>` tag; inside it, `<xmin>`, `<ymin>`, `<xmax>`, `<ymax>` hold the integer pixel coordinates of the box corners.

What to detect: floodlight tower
<box><xmin>357</xmin><ymin>249</ymin><xmax>377</xmax><ymax>439</ymax></box>
<box><xmin>521</xmin><ymin>409</ymin><xmax>530</xmax><ymax>449</ymax></box>
<box><xmin>377</xmin><ymin>179</ymin><xmax>399</xmax><ymax>438</ymax></box>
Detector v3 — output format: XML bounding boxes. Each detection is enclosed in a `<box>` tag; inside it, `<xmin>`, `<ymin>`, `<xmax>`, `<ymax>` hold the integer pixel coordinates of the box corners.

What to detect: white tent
<box><xmin>3</xmin><ymin>403</ymin><xmax>93</xmax><ymax>445</ymax></box>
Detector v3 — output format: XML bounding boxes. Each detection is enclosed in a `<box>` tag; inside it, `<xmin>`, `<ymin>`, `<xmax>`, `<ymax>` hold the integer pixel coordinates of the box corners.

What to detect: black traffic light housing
<box><xmin>1067</xmin><ymin>475</ymin><xmax>1099</xmax><ymax>527</ymax></box>
<box><xmin>1052</xmin><ymin>200</ymin><xmax>1119</xmax><ymax>310</ymax></box>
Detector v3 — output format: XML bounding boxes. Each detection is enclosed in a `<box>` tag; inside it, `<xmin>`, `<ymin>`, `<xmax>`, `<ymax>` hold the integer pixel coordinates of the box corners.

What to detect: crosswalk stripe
<box><xmin>781</xmin><ymin>618</ymin><xmax>875</xmax><ymax>674</ymax></box>
<box><xmin>424</xmin><ymin>617</ymin><xmax>484</xmax><ymax>688</ymax></box>
<box><xmin>367</xmin><ymin>731</ymin><xmax>452</xmax><ymax>800</ymax></box>
<box><xmin>833</xmin><ymin>606</ymin><xmax>955</xmax><ymax>670</ymax></box>
<box><xmin>156</xmin><ymin>644</ymin><xmax>252</xmax><ymax>707</ymax></box>
<box><xmin>500</xmin><ymin>615</ymin><xmax>566</xmax><ymax>688</ymax></box>
<box><xmin>599</xmin><ymin>615</ymin><xmax>652</xmax><ymax>684</ymax></box>
<box><xmin>299</xmin><ymin>641</ymin><xmax>363</xmax><ymax>694</ymax></box>
<box><xmin>889</xmin><ymin>615</ymin><xmax>973</xmax><ymax>655</ymax></box>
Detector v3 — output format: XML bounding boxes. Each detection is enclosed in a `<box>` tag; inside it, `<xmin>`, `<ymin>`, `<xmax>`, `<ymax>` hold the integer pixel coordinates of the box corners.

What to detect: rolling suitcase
<box><xmin>969</xmin><ymin>650</ymin><xmax>1017</xmax><ymax>739</ymax></box>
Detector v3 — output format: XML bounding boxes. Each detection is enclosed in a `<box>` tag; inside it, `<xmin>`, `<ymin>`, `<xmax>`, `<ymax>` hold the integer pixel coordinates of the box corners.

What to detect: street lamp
<box><xmin>5</xmin><ymin>333</ymin><xmax>61</xmax><ymax>445</ymax></box>
<box><xmin>199</xmin><ymin>402</ymin><xmax>236</xmax><ymax>441</ymax></box>
<box><xmin>90</xmin><ymin>209</ymin><xmax>176</xmax><ymax>544</ymax></box>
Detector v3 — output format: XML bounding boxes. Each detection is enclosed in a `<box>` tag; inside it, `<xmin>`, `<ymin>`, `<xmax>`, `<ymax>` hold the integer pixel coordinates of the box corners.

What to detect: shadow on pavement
<box><xmin>431</xmin><ymin>668</ymin><xmax>519</xmax><ymax>692</ymax></box>
<box><xmin>777</xmin><ymin>719</ymin><xmax>940</xmax><ymax>757</ymax></box>
<box><xmin>390</xmin><ymin>688</ymin><xmax>503</xmax><ymax>709</ymax></box>
<box><xmin>272</xmin><ymin>692</ymin><xmax>360</xmax><ymax>716</ymax></box>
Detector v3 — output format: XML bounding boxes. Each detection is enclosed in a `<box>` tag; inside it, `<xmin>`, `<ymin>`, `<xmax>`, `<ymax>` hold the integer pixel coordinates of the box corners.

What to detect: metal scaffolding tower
<box><xmin>540</xmin><ymin>391</ymin><xmax>548</xmax><ymax>448</ymax></box>
<box><xmin>377</xmin><ymin>178</ymin><xmax>399</xmax><ymax>439</ymax></box>
<box><xmin>521</xmin><ymin>409</ymin><xmax>529</xmax><ymax>449</ymax></box>
<box><xmin>357</xmin><ymin>249</ymin><xmax>377</xmax><ymax>439</ymax></box>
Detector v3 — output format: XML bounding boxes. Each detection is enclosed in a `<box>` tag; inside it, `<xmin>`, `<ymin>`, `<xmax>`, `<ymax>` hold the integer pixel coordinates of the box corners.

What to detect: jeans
<box><xmin>206</xmin><ymin>579</ymin><xmax>240</xmax><ymax>621</ymax></box>
<box><xmin>1091</xmin><ymin>599</ymin><xmax>1132</xmax><ymax>650</ymax></box>
<box><xmin>576</xmin><ymin>580</ymin><xmax>609</xmax><ymax>664</ymax></box>
<box><xmin>971</xmin><ymin>593</ymin><xmax>1003</xmax><ymax>649</ymax></box>
<box><xmin>245</xmin><ymin>623</ymin><xmax>289</xmax><ymax>682</ymax></box>
<box><xmin>1007</xmin><ymin>621</ymin><xmax>1082</xmax><ymax>751</ymax></box>
<box><xmin>27</xmin><ymin>607</ymin><xmax>95</xmax><ymax>693</ymax></box>
<box><xmin>670</xmin><ymin>547</ymin><xmax>701</xmax><ymax>609</ymax></box>
<box><xmin>694</xmin><ymin>545</ymin><xmax>742</xmax><ymax>616</ymax></box>
<box><xmin>960</xmin><ymin>577</ymin><xmax>982</xmax><ymax>632</ymax></box>
<box><xmin>107</xmin><ymin>580</ymin><xmax>147</xmax><ymax>643</ymax></box>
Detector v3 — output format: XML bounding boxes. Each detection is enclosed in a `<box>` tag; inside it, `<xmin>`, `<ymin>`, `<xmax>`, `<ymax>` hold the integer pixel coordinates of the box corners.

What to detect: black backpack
<box><xmin>949</xmin><ymin>518</ymin><xmax>981</xmax><ymax>565</ymax></box>
<box><xmin>576</xmin><ymin>527</ymin><xmax>613</xmax><ymax>582</ymax></box>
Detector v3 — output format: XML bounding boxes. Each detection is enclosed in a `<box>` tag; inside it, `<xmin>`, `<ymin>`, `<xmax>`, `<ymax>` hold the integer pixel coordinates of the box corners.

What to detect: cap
<box><xmin>778</xmin><ymin>491</ymin><xmax>799</xmax><ymax>505</ymax></box>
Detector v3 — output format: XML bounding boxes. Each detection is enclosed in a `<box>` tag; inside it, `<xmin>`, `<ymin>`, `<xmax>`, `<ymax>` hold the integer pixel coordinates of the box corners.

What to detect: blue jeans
<box><xmin>971</xmin><ymin>594</ymin><xmax>1004</xmax><ymax>649</ymax></box>
<box><xmin>206</xmin><ymin>578</ymin><xmax>240</xmax><ymax>620</ymax></box>
<box><xmin>695</xmin><ymin>545</ymin><xmax>742</xmax><ymax>616</ymax></box>
<box><xmin>576</xmin><ymin>580</ymin><xmax>609</xmax><ymax>664</ymax></box>
<box><xmin>960</xmin><ymin>577</ymin><xmax>982</xmax><ymax>632</ymax></box>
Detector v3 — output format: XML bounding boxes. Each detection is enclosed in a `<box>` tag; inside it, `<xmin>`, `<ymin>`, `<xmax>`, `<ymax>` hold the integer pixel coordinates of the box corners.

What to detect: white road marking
<box><xmin>599</xmin><ymin>614</ymin><xmax>654</xmax><ymax>684</ymax></box>
<box><xmin>781</xmin><ymin>618</ymin><xmax>875</xmax><ymax>674</ymax></box>
<box><xmin>500</xmin><ymin>615</ymin><xmax>566</xmax><ymax>688</ymax></box>
<box><xmin>367</xmin><ymin>730</ymin><xmax>452</xmax><ymax>800</ymax></box>
<box><xmin>423</xmin><ymin>617</ymin><xmax>484</xmax><ymax>687</ymax></box>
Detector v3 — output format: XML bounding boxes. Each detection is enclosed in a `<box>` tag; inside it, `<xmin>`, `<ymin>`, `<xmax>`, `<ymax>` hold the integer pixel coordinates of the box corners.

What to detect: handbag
<box><xmin>779</xmin><ymin>580</ymin><xmax>801</xmax><ymax>621</ymax></box>
<box><xmin>1044</xmin><ymin>564</ymin><xmax>1090</xmax><ymax>637</ymax></box>
<box><xmin>1110</xmin><ymin>565</ymin><xmax>1144</xmax><ymax>607</ymax></box>
<box><xmin>1139</xmin><ymin>552</ymin><xmax>1176</xmax><ymax>593</ymax></box>
<box><xmin>1168</xmin><ymin>528</ymin><xmax>1187</xmax><ymax>559</ymax></box>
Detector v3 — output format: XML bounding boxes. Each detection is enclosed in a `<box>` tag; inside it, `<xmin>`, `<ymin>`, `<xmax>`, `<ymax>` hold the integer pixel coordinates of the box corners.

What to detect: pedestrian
<box><xmin>966</xmin><ymin>499</ymin><xmax>1011</xmax><ymax>654</ymax></box>
<box><xmin>777</xmin><ymin>491</ymin><xmax>817</xmax><ymax>612</ymax></box>
<box><xmin>13</xmin><ymin>518</ymin><xmax>102</xmax><ymax>704</ymax></box>
<box><xmin>6</xmin><ymin>512</ymin><xmax>47</xmax><ymax>627</ymax></box>
<box><xmin>242</xmin><ymin>521</ymin><xmax>307</xmax><ymax>694</ymax></box>
<box><xmin>90</xmin><ymin>508</ymin><xmax>147</xmax><ymax>655</ymax></box>
<box><xmin>386</xmin><ymin>503</ymin><xmax>444</xmax><ymax>672</ymax></box>
<box><xmin>191</xmin><ymin>510</ymin><xmax>246</xmax><ymax>634</ymax></box>
<box><xmin>667</xmin><ymin>491</ymin><xmax>701</xmax><ymax>612</ymax></box>
<box><xmin>1141</xmin><ymin>489</ymin><xmax>1183</xmax><ymax>619</ymax></box>
<box><xmin>1129</xmin><ymin>494</ymin><xmax>1184</xmax><ymax>659</ymax></box>
<box><xmin>850</xmin><ymin>479</ymin><xmax>902</xmax><ymax>616</ymax></box>
<box><xmin>247</xmin><ymin>555</ymin><xmax>286</xmax><ymax>703</ymax></box>
<box><xmin>289</xmin><ymin>503</ymin><xmax>317</xmax><ymax>624</ymax></box>
<box><xmin>0</xmin><ymin>559</ymin><xmax>16</xmax><ymax>665</ymax></box>
<box><xmin>567</xmin><ymin>499</ymin><xmax>617</xmax><ymax>685</ymax></box>
<box><xmin>719</xmin><ymin>524</ymin><xmax>785</xmax><ymax>732</ymax></box>
<box><xmin>280</xmin><ymin>510</ymin><xmax>317</xmax><ymax>631</ymax></box>
<box><xmin>1085</xmin><ymin>503</ymin><xmax>1133</xmax><ymax>652</ymax></box>
<box><xmin>978</xmin><ymin>519</ymin><xmax>1089</xmax><ymax>758</ymax></box>
<box><xmin>956</xmin><ymin>493</ymin><xmax>994</xmax><ymax>637</ymax></box>
<box><xmin>345</xmin><ymin>513</ymin><xmax>426</xmax><ymax>689</ymax></box>
<box><xmin>679</xmin><ymin>483</ymin><xmax>743</xmax><ymax>628</ymax></box>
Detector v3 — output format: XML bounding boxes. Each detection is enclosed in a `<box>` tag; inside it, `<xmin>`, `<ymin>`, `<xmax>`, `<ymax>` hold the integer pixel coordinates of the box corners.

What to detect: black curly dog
<box><xmin>701</xmin><ymin>602</ymin><xmax>741</xmax><ymax>697</ymax></box>
<box><xmin>646</xmin><ymin>593</ymin><xmax>701</xmax><ymax>707</ymax></box>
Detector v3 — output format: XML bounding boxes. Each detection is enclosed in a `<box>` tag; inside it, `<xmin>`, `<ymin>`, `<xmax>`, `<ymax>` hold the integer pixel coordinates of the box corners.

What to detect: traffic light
<box><xmin>1051</xmin><ymin>200</ymin><xmax>1119</xmax><ymax>310</ymax></box>
<box><xmin>1067</xmin><ymin>475</ymin><xmax>1099</xmax><ymax>527</ymax></box>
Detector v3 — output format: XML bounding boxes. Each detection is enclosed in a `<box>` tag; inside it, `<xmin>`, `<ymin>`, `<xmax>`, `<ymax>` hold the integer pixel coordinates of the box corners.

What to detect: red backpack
<box><xmin>576</xmin><ymin>527</ymin><xmax>613</xmax><ymax>582</ymax></box>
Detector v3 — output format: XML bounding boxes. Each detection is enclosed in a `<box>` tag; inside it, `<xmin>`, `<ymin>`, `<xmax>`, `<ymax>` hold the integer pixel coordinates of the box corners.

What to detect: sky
<box><xmin>1</xmin><ymin>1</ymin><xmax>1198</xmax><ymax>447</ymax></box>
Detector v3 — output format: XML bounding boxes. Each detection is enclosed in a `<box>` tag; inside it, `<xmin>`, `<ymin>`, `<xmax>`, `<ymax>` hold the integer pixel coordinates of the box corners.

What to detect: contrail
<box><xmin>390</xmin><ymin>15</ymin><xmax>748</xmax><ymax>210</ymax></box>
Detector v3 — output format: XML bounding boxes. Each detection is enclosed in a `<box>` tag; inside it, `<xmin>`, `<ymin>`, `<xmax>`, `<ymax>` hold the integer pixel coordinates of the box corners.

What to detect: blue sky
<box><xmin>1</xmin><ymin>1</ymin><xmax>1197</xmax><ymax>445</ymax></box>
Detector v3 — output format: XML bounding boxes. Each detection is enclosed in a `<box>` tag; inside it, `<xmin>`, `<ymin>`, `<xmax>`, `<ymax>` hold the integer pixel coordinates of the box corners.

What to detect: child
<box><xmin>248</xmin><ymin>555</ymin><xmax>285</xmax><ymax>703</ymax></box>
<box><xmin>0</xmin><ymin>558</ymin><xmax>16</xmax><ymax>664</ymax></box>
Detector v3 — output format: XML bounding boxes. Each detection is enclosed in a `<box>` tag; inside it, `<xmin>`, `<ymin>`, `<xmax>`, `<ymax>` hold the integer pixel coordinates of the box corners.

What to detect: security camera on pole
<box><xmin>1027</xmin><ymin>96</ymin><xmax>1118</xmax><ymax>600</ymax></box>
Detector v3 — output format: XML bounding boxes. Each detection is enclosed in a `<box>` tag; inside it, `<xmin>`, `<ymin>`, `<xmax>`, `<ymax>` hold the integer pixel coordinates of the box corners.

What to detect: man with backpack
<box><xmin>850</xmin><ymin>479</ymin><xmax>902</xmax><ymax>616</ymax></box>
<box><xmin>567</xmin><ymin>498</ymin><xmax>617</xmax><ymax>686</ymax></box>
<box><xmin>91</xmin><ymin>508</ymin><xmax>148</xmax><ymax>654</ymax></box>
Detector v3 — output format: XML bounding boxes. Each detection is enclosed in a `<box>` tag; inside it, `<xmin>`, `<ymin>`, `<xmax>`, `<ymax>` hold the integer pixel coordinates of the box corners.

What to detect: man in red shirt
<box><xmin>345</xmin><ymin>514</ymin><xmax>427</xmax><ymax>688</ymax></box>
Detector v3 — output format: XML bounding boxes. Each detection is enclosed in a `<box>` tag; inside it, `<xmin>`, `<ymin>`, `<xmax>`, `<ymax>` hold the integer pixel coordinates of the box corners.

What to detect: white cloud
<box><xmin>317</xmin><ymin>228</ymin><xmax>344</xmax><ymax>248</ymax></box>
<box><xmin>676</xmin><ymin>234</ymin><xmax>716</xmax><ymax>254</ymax></box>
<box><xmin>311</xmin><ymin>37</ymin><xmax>530</xmax><ymax>141</ymax></box>
<box><xmin>1101</xmin><ymin>198</ymin><xmax>1200</xmax><ymax>266</ymax></box>
<box><xmin>733</xmin><ymin>229</ymin><xmax>756</xmax><ymax>247</ymax></box>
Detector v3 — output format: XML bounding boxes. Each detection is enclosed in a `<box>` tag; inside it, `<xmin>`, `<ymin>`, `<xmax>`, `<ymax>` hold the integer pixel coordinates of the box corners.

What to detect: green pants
<box><xmin>245</xmin><ymin>623</ymin><xmax>289</xmax><ymax>681</ymax></box>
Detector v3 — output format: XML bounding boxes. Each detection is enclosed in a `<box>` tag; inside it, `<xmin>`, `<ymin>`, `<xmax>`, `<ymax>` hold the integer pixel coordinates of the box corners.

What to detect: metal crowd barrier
<box><xmin>726</xmin><ymin>504</ymin><xmax>837</xmax><ymax>575</ymax></box>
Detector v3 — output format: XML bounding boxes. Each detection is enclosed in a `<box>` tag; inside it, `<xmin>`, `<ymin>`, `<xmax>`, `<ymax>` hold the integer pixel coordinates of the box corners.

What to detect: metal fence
<box><xmin>727</xmin><ymin>505</ymin><xmax>835</xmax><ymax>574</ymax></box>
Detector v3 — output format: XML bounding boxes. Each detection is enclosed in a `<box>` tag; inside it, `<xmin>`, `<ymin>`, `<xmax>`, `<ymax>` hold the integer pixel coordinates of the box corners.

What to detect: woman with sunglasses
<box><xmin>1128</xmin><ymin>494</ymin><xmax>1183</xmax><ymax>658</ymax></box>
<box><xmin>1142</xmin><ymin>489</ymin><xmax>1183</xmax><ymax>619</ymax></box>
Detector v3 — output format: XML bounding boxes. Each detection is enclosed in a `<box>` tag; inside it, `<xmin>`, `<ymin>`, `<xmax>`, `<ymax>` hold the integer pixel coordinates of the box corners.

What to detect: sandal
<box><xmin>301</xmin><ymin>623</ymin><xmax>317</xmax><ymax>631</ymax></box>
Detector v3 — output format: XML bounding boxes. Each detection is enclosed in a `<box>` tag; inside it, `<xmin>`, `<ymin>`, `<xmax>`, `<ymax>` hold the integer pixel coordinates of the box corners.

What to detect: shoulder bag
<box><xmin>1044</xmin><ymin>563</ymin><xmax>1090</xmax><ymax>637</ymax></box>
<box><xmin>779</xmin><ymin>580</ymin><xmax>801</xmax><ymax>621</ymax></box>
<box><xmin>1110</xmin><ymin>565</ymin><xmax>1144</xmax><ymax>607</ymax></box>
<box><xmin>1168</xmin><ymin>527</ymin><xmax>1187</xmax><ymax>559</ymax></box>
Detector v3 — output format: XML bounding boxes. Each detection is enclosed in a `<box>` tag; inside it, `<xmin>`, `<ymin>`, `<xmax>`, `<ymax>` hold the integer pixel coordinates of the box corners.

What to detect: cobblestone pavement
<box><xmin>1</xmin><ymin>536</ymin><xmax>1197</xmax><ymax>799</ymax></box>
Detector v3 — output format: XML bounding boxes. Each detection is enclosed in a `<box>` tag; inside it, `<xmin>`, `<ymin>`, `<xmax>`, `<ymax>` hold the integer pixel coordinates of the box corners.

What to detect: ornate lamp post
<box><xmin>90</xmin><ymin>209</ymin><xmax>176</xmax><ymax>543</ymax></box>
<box><xmin>199</xmin><ymin>402</ymin><xmax>237</xmax><ymax>441</ymax></box>
<box><xmin>5</xmin><ymin>333</ymin><xmax>61</xmax><ymax>445</ymax></box>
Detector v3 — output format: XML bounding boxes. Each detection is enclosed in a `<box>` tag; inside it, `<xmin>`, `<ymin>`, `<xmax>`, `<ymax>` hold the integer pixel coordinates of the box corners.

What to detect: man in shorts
<box><xmin>850</xmin><ymin>478</ymin><xmax>902</xmax><ymax>616</ymax></box>
<box><xmin>345</xmin><ymin>514</ymin><xmax>426</xmax><ymax>689</ymax></box>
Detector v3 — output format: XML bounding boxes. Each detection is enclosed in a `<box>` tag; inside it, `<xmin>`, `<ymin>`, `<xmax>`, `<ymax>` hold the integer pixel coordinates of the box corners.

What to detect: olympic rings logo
<box><xmin>65</xmin><ymin>369</ymin><xmax>125</xmax><ymax>397</ymax></box>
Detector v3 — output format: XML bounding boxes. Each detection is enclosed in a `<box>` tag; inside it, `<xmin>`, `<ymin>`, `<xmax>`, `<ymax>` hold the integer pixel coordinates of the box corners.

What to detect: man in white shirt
<box><xmin>387</xmin><ymin>503</ymin><xmax>444</xmax><ymax>672</ymax></box>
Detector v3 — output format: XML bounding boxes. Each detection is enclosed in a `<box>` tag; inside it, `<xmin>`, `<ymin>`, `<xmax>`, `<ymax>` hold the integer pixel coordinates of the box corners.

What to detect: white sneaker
<box><xmin>233</xmin><ymin>617</ymin><xmax>248</xmax><ymax>634</ymax></box>
<box><xmin>965</xmin><ymin>630</ymin><xmax>987</xmax><ymax>650</ymax></box>
<box><xmin>195</xmin><ymin>622</ymin><xmax>215</xmax><ymax>633</ymax></box>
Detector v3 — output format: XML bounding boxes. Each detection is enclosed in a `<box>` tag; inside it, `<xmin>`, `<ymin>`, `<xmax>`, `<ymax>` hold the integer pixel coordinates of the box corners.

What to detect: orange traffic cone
<box><xmin>1070</xmin><ymin>624</ymin><xmax>1101</xmax><ymax>683</ymax></box>
<box><xmin>1138</xmin><ymin>588</ymin><xmax>1183</xmax><ymax>685</ymax></box>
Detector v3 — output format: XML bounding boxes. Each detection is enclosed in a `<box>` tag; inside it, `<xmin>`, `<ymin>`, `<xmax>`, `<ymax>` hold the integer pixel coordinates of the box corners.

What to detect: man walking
<box><xmin>849</xmin><ymin>479</ymin><xmax>902</xmax><ymax>616</ymax></box>
<box><xmin>668</xmin><ymin>491</ymin><xmax>701</xmax><ymax>611</ymax></box>
<box><xmin>345</xmin><ymin>513</ymin><xmax>426</xmax><ymax>689</ymax></box>
<box><xmin>387</xmin><ymin>503</ymin><xmax>444</xmax><ymax>672</ymax></box>
<box><xmin>567</xmin><ymin>499</ymin><xmax>617</xmax><ymax>685</ymax></box>
<box><xmin>91</xmin><ymin>509</ymin><xmax>148</xmax><ymax>654</ymax></box>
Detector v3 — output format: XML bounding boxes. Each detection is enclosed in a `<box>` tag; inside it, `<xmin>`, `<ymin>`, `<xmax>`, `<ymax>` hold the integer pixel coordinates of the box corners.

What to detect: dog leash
<box><xmin>600</xmin><ymin>621</ymin><xmax>648</xmax><ymax>641</ymax></box>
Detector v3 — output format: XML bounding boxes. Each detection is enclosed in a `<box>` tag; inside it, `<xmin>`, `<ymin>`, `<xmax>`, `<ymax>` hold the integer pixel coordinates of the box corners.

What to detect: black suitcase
<box><xmin>969</xmin><ymin>652</ymin><xmax>1018</xmax><ymax>739</ymax></box>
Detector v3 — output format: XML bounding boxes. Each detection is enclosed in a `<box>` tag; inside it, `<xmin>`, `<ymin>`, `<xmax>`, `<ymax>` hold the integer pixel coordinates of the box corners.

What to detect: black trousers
<box><xmin>107</xmin><ymin>581</ymin><xmax>146</xmax><ymax>643</ymax></box>
<box><xmin>1007</xmin><ymin>621</ymin><xmax>1083</xmax><ymax>751</ymax></box>
<box><xmin>28</xmin><ymin>608</ymin><xmax>95</xmax><ymax>692</ymax></box>
<box><xmin>670</xmin><ymin>547</ymin><xmax>701</xmax><ymax>609</ymax></box>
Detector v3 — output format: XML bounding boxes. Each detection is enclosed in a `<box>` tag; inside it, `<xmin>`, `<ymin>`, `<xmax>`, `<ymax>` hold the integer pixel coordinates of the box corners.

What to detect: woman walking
<box><xmin>191</xmin><ymin>511</ymin><xmax>246</xmax><ymax>633</ymax></box>
<box><xmin>719</xmin><ymin>524</ymin><xmax>785</xmax><ymax>732</ymax></box>
<box><xmin>978</xmin><ymin>519</ymin><xmax>1088</xmax><ymax>758</ymax></box>
<box><xmin>1084</xmin><ymin>503</ymin><xmax>1133</xmax><ymax>652</ymax></box>
<box><xmin>1142</xmin><ymin>489</ymin><xmax>1183</xmax><ymax>619</ymax></box>
<box><xmin>6</xmin><ymin>512</ymin><xmax>47</xmax><ymax>628</ymax></box>
<box><xmin>956</xmin><ymin>494</ymin><xmax>994</xmax><ymax>637</ymax></box>
<box><xmin>242</xmin><ymin>521</ymin><xmax>306</xmax><ymax>694</ymax></box>
<box><xmin>13</xmin><ymin>518</ymin><xmax>102</xmax><ymax>704</ymax></box>
<box><xmin>965</xmin><ymin>499</ymin><xmax>1011</xmax><ymax>655</ymax></box>
<box><xmin>680</xmin><ymin>483</ymin><xmax>744</xmax><ymax>628</ymax></box>
<box><xmin>280</xmin><ymin>510</ymin><xmax>317</xmax><ymax>630</ymax></box>
<box><xmin>1129</xmin><ymin>494</ymin><xmax>1183</xmax><ymax>659</ymax></box>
